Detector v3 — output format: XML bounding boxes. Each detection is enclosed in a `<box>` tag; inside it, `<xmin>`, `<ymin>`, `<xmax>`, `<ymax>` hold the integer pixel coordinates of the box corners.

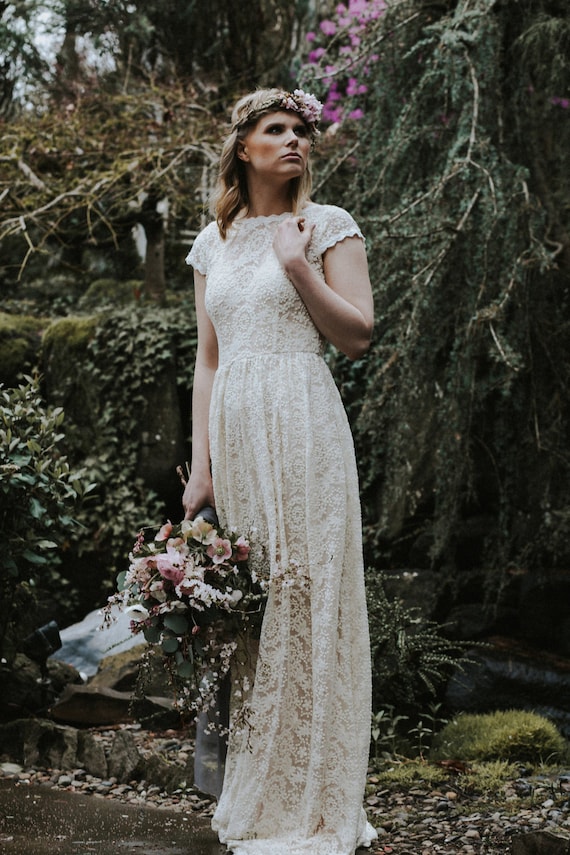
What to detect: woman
<box><xmin>183</xmin><ymin>88</ymin><xmax>377</xmax><ymax>855</ymax></box>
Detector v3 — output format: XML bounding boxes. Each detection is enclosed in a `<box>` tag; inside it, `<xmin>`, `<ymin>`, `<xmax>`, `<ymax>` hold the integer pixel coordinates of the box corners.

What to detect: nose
<box><xmin>285</xmin><ymin>129</ymin><xmax>299</xmax><ymax>147</ymax></box>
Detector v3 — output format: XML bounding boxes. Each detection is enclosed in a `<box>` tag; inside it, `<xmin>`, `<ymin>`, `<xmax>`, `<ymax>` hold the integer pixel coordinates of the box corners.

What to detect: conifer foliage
<box><xmin>304</xmin><ymin>0</ymin><xmax>570</xmax><ymax>607</ymax></box>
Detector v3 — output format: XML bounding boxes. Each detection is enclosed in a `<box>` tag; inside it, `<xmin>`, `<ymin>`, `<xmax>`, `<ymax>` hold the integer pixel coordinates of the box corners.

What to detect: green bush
<box><xmin>367</xmin><ymin>570</ymin><xmax>468</xmax><ymax>713</ymax></box>
<box><xmin>0</xmin><ymin>375</ymin><xmax>94</xmax><ymax>661</ymax></box>
<box><xmin>431</xmin><ymin>710</ymin><xmax>568</xmax><ymax>763</ymax></box>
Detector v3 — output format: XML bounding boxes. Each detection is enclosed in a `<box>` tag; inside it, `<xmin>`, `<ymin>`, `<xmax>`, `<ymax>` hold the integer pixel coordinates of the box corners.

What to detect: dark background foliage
<box><xmin>1</xmin><ymin>0</ymin><xmax>569</xmax><ymax>714</ymax></box>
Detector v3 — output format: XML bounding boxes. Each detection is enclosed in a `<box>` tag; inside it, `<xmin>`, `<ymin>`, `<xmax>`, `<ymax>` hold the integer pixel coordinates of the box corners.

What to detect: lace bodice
<box><xmin>186</xmin><ymin>203</ymin><xmax>363</xmax><ymax>367</ymax></box>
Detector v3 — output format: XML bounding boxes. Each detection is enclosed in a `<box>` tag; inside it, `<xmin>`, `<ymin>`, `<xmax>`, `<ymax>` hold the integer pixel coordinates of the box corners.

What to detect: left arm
<box><xmin>273</xmin><ymin>217</ymin><xmax>374</xmax><ymax>360</ymax></box>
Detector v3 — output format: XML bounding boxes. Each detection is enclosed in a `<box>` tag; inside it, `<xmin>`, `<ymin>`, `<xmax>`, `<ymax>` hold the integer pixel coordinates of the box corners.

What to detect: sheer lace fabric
<box><xmin>186</xmin><ymin>203</ymin><xmax>377</xmax><ymax>855</ymax></box>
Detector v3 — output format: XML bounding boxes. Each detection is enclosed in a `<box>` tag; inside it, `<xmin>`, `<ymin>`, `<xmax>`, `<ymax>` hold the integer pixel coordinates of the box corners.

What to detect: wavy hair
<box><xmin>212</xmin><ymin>89</ymin><xmax>317</xmax><ymax>239</ymax></box>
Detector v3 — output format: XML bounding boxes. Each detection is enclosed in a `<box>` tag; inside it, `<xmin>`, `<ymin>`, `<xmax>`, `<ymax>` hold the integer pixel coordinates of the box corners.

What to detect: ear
<box><xmin>237</xmin><ymin>141</ymin><xmax>249</xmax><ymax>162</ymax></box>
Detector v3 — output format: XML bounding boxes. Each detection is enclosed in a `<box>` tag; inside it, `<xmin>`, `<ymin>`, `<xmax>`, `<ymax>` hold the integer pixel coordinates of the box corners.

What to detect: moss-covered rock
<box><xmin>78</xmin><ymin>278</ymin><xmax>142</xmax><ymax>310</ymax></box>
<box><xmin>431</xmin><ymin>710</ymin><xmax>568</xmax><ymax>764</ymax></box>
<box><xmin>0</xmin><ymin>311</ymin><xmax>46</xmax><ymax>386</ymax></box>
<box><xmin>41</xmin><ymin>315</ymin><xmax>99</xmax><ymax>443</ymax></box>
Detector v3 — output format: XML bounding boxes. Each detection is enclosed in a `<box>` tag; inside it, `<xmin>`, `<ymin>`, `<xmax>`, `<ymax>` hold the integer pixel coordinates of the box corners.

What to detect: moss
<box><xmin>79</xmin><ymin>278</ymin><xmax>142</xmax><ymax>309</ymax></box>
<box><xmin>0</xmin><ymin>311</ymin><xmax>46</xmax><ymax>386</ymax></box>
<box><xmin>41</xmin><ymin>316</ymin><xmax>99</xmax><ymax>436</ymax></box>
<box><xmin>431</xmin><ymin>710</ymin><xmax>568</xmax><ymax>764</ymax></box>
<box><xmin>371</xmin><ymin>758</ymin><xmax>448</xmax><ymax>789</ymax></box>
<box><xmin>460</xmin><ymin>760</ymin><xmax>521</xmax><ymax>793</ymax></box>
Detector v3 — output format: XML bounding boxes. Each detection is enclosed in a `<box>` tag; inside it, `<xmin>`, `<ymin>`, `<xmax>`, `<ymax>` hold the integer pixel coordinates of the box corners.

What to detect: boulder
<box><xmin>0</xmin><ymin>654</ymin><xmax>82</xmax><ymax>723</ymax></box>
<box><xmin>49</xmin><ymin>683</ymin><xmax>178</xmax><ymax>728</ymax></box>
<box><xmin>51</xmin><ymin>606</ymin><xmax>144</xmax><ymax>679</ymax></box>
<box><xmin>107</xmin><ymin>729</ymin><xmax>142</xmax><ymax>781</ymax></box>
<box><xmin>139</xmin><ymin>752</ymin><xmax>193</xmax><ymax>793</ymax></box>
<box><xmin>0</xmin><ymin>718</ymin><xmax>107</xmax><ymax>776</ymax></box>
<box><xmin>445</xmin><ymin>636</ymin><xmax>570</xmax><ymax>737</ymax></box>
<box><xmin>512</xmin><ymin>830</ymin><xmax>570</xmax><ymax>855</ymax></box>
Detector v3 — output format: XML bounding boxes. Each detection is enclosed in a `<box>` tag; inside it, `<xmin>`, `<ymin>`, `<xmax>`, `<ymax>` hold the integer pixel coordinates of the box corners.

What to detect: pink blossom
<box><xmin>207</xmin><ymin>537</ymin><xmax>233</xmax><ymax>564</ymax></box>
<box><xmin>156</xmin><ymin>560</ymin><xmax>185</xmax><ymax>587</ymax></box>
<box><xmin>551</xmin><ymin>96</ymin><xmax>569</xmax><ymax>109</ymax></box>
<box><xmin>323</xmin><ymin>105</ymin><xmax>343</xmax><ymax>123</ymax></box>
<box><xmin>320</xmin><ymin>19</ymin><xmax>337</xmax><ymax>36</ymax></box>
<box><xmin>306</xmin><ymin>31</ymin><xmax>316</xmax><ymax>42</ymax></box>
<box><xmin>348</xmin><ymin>108</ymin><xmax>365</xmax><ymax>120</ymax></box>
<box><xmin>308</xmin><ymin>47</ymin><xmax>326</xmax><ymax>63</ymax></box>
<box><xmin>155</xmin><ymin>520</ymin><xmax>173</xmax><ymax>541</ymax></box>
<box><xmin>234</xmin><ymin>536</ymin><xmax>250</xmax><ymax>562</ymax></box>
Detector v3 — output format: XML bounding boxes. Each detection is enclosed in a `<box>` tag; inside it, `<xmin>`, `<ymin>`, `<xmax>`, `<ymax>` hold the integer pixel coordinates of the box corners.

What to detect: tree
<box><xmin>302</xmin><ymin>0</ymin><xmax>570</xmax><ymax>627</ymax></box>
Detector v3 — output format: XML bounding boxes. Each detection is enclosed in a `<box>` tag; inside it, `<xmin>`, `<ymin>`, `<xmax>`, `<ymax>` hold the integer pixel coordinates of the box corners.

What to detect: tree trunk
<box><xmin>140</xmin><ymin>195</ymin><xmax>166</xmax><ymax>303</ymax></box>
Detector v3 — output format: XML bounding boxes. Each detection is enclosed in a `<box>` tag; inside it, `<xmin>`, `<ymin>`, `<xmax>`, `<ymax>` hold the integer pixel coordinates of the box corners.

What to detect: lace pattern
<box><xmin>186</xmin><ymin>203</ymin><xmax>376</xmax><ymax>855</ymax></box>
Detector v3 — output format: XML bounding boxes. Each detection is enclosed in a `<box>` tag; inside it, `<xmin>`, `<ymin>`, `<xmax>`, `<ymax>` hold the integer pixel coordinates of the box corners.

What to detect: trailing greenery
<box><xmin>0</xmin><ymin>375</ymin><xmax>93</xmax><ymax>661</ymax></box>
<box><xmin>431</xmin><ymin>709</ymin><xmax>569</xmax><ymax>763</ymax></box>
<box><xmin>305</xmin><ymin>0</ymin><xmax>570</xmax><ymax>621</ymax></box>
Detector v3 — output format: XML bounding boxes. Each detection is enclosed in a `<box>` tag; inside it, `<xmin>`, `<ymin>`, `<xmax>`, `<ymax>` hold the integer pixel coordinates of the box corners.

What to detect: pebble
<box><xmin>0</xmin><ymin>725</ymin><xmax>569</xmax><ymax>854</ymax></box>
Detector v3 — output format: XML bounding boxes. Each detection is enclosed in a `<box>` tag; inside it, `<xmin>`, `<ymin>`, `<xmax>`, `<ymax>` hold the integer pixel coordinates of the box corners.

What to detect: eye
<box><xmin>294</xmin><ymin>124</ymin><xmax>309</xmax><ymax>138</ymax></box>
<box><xmin>266</xmin><ymin>123</ymin><xmax>285</xmax><ymax>134</ymax></box>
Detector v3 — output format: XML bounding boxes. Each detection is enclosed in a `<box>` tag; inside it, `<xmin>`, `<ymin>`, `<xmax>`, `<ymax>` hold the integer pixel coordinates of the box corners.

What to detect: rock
<box><xmin>89</xmin><ymin>645</ymin><xmax>172</xmax><ymax>697</ymax></box>
<box><xmin>49</xmin><ymin>683</ymin><xmax>178</xmax><ymax>728</ymax></box>
<box><xmin>107</xmin><ymin>729</ymin><xmax>141</xmax><ymax>781</ymax></box>
<box><xmin>445</xmin><ymin>636</ymin><xmax>570</xmax><ymax>737</ymax></box>
<box><xmin>382</xmin><ymin>570</ymin><xmax>440</xmax><ymax>619</ymax></box>
<box><xmin>511</xmin><ymin>830</ymin><xmax>570</xmax><ymax>855</ymax></box>
<box><xmin>77</xmin><ymin>730</ymin><xmax>108</xmax><ymax>778</ymax></box>
<box><xmin>51</xmin><ymin>606</ymin><xmax>145</xmax><ymax>678</ymax></box>
<box><xmin>138</xmin><ymin>752</ymin><xmax>193</xmax><ymax>793</ymax></box>
<box><xmin>519</xmin><ymin>571</ymin><xmax>570</xmax><ymax>656</ymax></box>
<box><xmin>0</xmin><ymin>653</ymin><xmax>82</xmax><ymax>722</ymax></box>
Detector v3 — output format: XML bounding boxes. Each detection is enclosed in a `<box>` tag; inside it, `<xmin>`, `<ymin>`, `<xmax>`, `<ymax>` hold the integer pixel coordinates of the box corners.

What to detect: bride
<box><xmin>183</xmin><ymin>87</ymin><xmax>377</xmax><ymax>855</ymax></box>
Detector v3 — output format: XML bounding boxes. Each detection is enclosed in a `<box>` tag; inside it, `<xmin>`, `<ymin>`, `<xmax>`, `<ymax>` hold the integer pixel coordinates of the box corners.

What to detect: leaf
<box><xmin>116</xmin><ymin>570</ymin><xmax>127</xmax><ymax>590</ymax></box>
<box><xmin>143</xmin><ymin>625</ymin><xmax>161</xmax><ymax>644</ymax></box>
<box><xmin>36</xmin><ymin>540</ymin><xmax>58</xmax><ymax>549</ymax></box>
<box><xmin>163</xmin><ymin>614</ymin><xmax>189</xmax><ymax>635</ymax></box>
<box><xmin>29</xmin><ymin>497</ymin><xmax>46</xmax><ymax>519</ymax></box>
<box><xmin>161</xmin><ymin>636</ymin><xmax>179</xmax><ymax>654</ymax></box>
<box><xmin>176</xmin><ymin>660</ymin><xmax>194</xmax><ymax>679</ymax></box>
<box><xmin>22</xmin><ymin>549</ymin><xmax>49</xmax><ymax>565</ymax></box>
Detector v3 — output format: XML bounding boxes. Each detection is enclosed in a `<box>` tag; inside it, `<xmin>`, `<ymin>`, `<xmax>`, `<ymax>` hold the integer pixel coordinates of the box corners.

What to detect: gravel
<box><xmin>1</xmin><ymin>723</ymin><xmax>570</xmax><ymax>854</ymax></box>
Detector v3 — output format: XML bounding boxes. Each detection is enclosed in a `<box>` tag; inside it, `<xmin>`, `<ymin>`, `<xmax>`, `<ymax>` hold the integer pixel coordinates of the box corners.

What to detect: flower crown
<box><xmin>233</xmin><ymin>89</ymin><xmax>323</xmax><ymax>131</ymax></box>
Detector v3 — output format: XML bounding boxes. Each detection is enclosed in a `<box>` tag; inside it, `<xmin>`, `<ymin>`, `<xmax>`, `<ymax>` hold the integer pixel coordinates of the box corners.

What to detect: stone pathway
<box><xmin>1</xmin><ymin>724</ymin><xmax>569</xmax><ymax>854</ymax></box>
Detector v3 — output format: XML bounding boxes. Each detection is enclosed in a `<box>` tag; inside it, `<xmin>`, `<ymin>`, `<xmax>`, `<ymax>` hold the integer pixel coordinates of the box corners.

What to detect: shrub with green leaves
<box><xmin>431</xmin><ymin>709</ymin><xmax>568</xmax><ymax>763</ymax></box>
<box><xmin>0</xmin><ymin>375</ymin><xmax>94</xmax><ymax>660</ymax></box>
<box><xmin>366</xmin><ymin>570</ymin><xmax>468</xmax><ymax>713</ymax></box>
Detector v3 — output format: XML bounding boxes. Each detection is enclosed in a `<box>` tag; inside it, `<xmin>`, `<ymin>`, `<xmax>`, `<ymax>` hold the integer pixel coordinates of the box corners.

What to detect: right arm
<box><xmin>182</xmin><ymin>270</ymin><xmax>219</xmax><ymax>519</ymax></box>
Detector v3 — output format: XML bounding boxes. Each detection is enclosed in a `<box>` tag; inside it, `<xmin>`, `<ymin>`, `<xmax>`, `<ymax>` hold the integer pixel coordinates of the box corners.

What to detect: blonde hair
<box><xmin>212</xmin><ymin>89</ymin><xmax>318</xmax><ymax>239</ymax></box>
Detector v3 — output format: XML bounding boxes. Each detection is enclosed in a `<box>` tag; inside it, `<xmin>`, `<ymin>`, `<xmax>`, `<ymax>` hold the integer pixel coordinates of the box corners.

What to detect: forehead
<box><xmin>254</xmin><ymin>110</ymin><xmax>307</xmax><ymax>129</ymax></box>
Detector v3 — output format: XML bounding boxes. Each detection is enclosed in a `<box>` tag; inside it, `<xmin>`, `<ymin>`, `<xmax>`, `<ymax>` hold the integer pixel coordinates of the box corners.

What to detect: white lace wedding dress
<box><xmin>186</xmin><ymin>202</ymin><xmax>377</xmax><ymax>855</ymax></box>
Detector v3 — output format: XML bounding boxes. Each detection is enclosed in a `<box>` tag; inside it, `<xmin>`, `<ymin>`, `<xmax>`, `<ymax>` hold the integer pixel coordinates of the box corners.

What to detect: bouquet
<box><xmin>103</xmin><ymin>512</ymin><xmax>265</xmax><ymax>715</ymax></box>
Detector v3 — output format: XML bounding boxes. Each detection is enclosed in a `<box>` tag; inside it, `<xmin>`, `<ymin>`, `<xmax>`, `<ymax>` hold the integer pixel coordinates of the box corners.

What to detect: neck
<box><xmin>245</xmin><ymin>178</ymin><xmax>294</xmax><ymax>218</ymax></box>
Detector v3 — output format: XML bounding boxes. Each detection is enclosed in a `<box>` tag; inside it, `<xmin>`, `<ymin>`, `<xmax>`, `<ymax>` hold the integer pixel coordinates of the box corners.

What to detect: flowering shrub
<box><xmin>303</xmin><ymin>0</ymin><xmax>387</xmax><ymax>124</ymax></box>
<box><xmin>104</xmin><ymin>515</ymin><xmax>265</xmax><ymax>715</ymax></box>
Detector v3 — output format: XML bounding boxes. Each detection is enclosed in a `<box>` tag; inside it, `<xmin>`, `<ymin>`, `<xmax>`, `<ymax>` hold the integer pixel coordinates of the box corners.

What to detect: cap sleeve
<box><xmin>185</xmin><ymin>222</ymin><xmax>217</xmax><ymax>275</ymax></box>
<box><xmin>309</xmin><ymin>204</ymin><xmax>364</xmax><ymax>257</ymax></box>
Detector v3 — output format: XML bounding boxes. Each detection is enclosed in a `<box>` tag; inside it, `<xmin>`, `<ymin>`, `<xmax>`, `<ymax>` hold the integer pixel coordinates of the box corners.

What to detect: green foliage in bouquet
<box><xmin>104</xmin><ymin>516</ymin><xmax>266</xmax><ymax>715</ymax></box>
